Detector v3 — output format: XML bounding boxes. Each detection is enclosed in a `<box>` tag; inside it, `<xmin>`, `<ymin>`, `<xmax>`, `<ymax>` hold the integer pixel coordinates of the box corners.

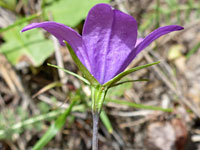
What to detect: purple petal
<box><xmin>119</xmin><ymin>25</ymin><xmax>184</xmax><ymax>73</ymax></box>
<box><xmin>134</xmin><ymin>25</ymin><xmax>184</xmax><ymax>54</ymax></box>
<box><xmin>82</xmin><ymin>4</ymin><xmax>137</xmax><ymax>84</ymax></box>
<box><xmin>21</xmin><ymin>21</ymin><xmax>91</xmax><ymax>71</ymax></box>
<box><xmin>135</xmin><ymin>38</ymin><xmax>144</xmax><ymax>47</ymax></box>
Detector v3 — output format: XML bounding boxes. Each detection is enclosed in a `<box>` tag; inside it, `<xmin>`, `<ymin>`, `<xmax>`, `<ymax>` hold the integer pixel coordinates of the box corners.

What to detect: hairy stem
<box><xmin>92</xmin><ymin>111</ymin><xmax>100</xmax><ymax>150</ymax></box>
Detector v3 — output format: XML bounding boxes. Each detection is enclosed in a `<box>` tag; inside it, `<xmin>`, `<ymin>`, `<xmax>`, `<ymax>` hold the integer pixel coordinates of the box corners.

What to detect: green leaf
<box><xmin>106</xmin><ymin>99</ymin><xmax>172</xmax><ymax>112</ymax></box>
<box><xmin>47</xmin><ymin>63</ymin><xmax>90</xmax><ymax>85</ymax></box>
<box><xmin>100</xmin><ymin>110</ymin><xmax>113</xmax><ymax>133</ymax></box>
<box><xmin>32</xmin><ymin>97</ymin><xmax>77</xmax><ymax>150</ymax></box>
<box><xmin>44</xmin><ymin>0</ymin><xmax>110</xmax><ymax>27</ymax></box>
<box><xmin>66</xmin><ymin>43</ymin><xmax>99</xmax><ymax>86</ymax></box>
<box><xmin>103</xmin><ymin>61</ymin><xmax>160</xmax><ymax>88</ymax></box>
<box><xmin>0</xmin><ymin>24</ymin><xmax>54</xmax><ymax>67</ymax></box>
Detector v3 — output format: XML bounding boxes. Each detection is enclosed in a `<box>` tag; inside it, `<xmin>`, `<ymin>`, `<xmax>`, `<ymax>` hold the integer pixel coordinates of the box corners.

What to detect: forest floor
<box><xmin>0</xmin><ymin>0</ymin><xmax>200</xmax><ymax>150</ymax></box>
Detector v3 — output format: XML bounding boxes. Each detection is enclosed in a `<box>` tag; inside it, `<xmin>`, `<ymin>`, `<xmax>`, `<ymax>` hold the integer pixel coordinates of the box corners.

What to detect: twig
<box><xmin>37</xmin><ymin>94</ymin><xmax>85</xmax><ymax>112</ymax></box>
<box><xmin>119</xmin><ymin>117</ymin><xmax>148</xmax><ymax>128</ymax></box>
<box><xmin>160</xmin><ymin>20</ymin><xmax>200</xmax><ymax>46</ymax></box>
<box><xmin>112</xmin><ymin>130</ymin><xmax>125</xmax><ymax>147</ymax></box>
<box><xmin>124</xmin><ymin>88</ymin><xmax>141</xmax><ymax>103</ymax></box>
<box><xmin>38</xmin><ymin>94</ymin><xmax>69</xmax><ymax>108</ymax></box>
<box><xmin>143</xmin><ymin>51</ymin><xmax>200</xmax><ymax>118</ymax></box>
<box><xmin>115</xmin><ymin>0</ymin><xmax>128</xmax><ymax>14</ymax></box>
<box><xmin>0</xmin><ymin>54</ymin><xmax>38</xmax><ymax>114</ymax></box>
<box><xmin>51</xmin><ymin>36</ymin><xmax>68</xmax><ymax>92</ymax></box>
<box><xmin>110</xmin><ymin>110</ymin><xmax>154</xmax><ymax>117</ymax></box>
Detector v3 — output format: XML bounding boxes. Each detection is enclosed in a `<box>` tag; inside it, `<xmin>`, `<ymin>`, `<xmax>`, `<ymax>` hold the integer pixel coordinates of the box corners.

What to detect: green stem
<box><xmin>91</xmin><ymin>86</ymin><xmax>108</xmax><ymax>150</ymax></box>
<box><xmin>91</xmin><ymin>86</ymin><xmax>107</xmax><ymax>113</ymax></box>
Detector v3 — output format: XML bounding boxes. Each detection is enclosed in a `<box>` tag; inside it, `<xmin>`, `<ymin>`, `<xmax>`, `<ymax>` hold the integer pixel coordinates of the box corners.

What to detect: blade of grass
<box><xmin>100</xmin><ymin>110</ymin><xmax>113</xmax><ymax>134</ymax></box>
<box><xmin>155</xmin><ymin>0</ymin><xmax>160</xmax><ymax>28</ymax></box>
<box><xmin>106</xmin><ymin>99</ymin><xmax>172</xmax><ymax>112</ymax></box>
<box><xmin>0</xmin><ymin>104</ymin><xmax>85</xmax><ymax>139</ymax></box>
<box><xmin>186</xmin><ymin>42</ymin><xmax>200</xmax><ymax>59</ymax></box>
<box><xmin>32</xmin><ymin>81</ymin><xmax>62</xmax><ymax>98</ymax></box>
<box><xmin>0</xmin><ymin>1</ymin><xmax>15</xmax><ymax>10</ymax></box>
<box><xmin>0</xmin><ymin>13</ymin><xmax>41</xmax><ymax>33</ymax></box>
<box><xmin>0</xmin><ymin>109</ymin><xmax>64</xmax><ymax>139</ymax></box>
<box><xmin>197</xmin><ymin>1</ymin><xmax>200</xmax><ymax>17</ymax></box>
<box><xmin>185</xmin><ymin>0</ymin><xmax>193</xmax><ymax>21</ymax></box>
<box><xmin>33</xmin><ymin>97</ymin><xmax>78</xmax><ymax>150</ymax></box>
<box><xmin>47</xmin><ymin>63</ymin><xmax>90</xmax><ymax>85</ymax></box>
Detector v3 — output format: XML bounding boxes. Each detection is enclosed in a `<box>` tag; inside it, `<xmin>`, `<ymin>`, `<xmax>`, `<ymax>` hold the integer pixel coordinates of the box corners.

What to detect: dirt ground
<box><xmin>0</xmin><ymin>0</ymin><xmax>200</xmax><ymax>150</ymax></box>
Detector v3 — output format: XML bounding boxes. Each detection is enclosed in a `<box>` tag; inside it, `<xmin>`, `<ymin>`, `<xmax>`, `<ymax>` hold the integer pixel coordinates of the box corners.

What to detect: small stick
<box><xmin>51</xmin><ymin>36</ymin><xmax>68</xmax><ymax>92</ymax></box>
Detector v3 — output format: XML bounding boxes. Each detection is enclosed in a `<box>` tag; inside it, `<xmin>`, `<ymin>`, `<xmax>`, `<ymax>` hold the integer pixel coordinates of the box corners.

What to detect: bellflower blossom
<box><xmin>21</xmin><ymin>4</ymin><xmax>183</xmax><ymax>84</ymax></box>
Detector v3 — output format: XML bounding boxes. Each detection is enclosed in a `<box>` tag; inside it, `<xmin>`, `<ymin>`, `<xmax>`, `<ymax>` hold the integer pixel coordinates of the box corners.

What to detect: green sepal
<box><xmin>47</xmin><ymin>63</ymin><xmax>90</xmax><ymax>85</ymax></box>
<box><xmin>65</xmin><ymin>42</ymin><xmax>100</xmax><ymax>86</ymax></box>
<box><xmin>109</xmin><ymin>79</ymin><xmax>148</xmax><ymax>88</ymax></box>
<box><xmin>91</xmin><ymin>86</ymin><xmax>108</xmax><ymax>113</ymax></box>
<box><xmin>91</xmin><ymin>62</ymin><xmax>160</xmax><ymax>113</ymax></box>
<box><xmin>103</xmin><ymin>61</ymin><xmax>160</xmax><ymax>88</ymax></box>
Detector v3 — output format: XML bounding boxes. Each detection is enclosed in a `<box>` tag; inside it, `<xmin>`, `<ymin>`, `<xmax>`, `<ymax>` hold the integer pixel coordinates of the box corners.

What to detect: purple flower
<box><xmin>21</xmin><ymin>4</ymin><xmax>183</xmax><ymax>84</ymax></box>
